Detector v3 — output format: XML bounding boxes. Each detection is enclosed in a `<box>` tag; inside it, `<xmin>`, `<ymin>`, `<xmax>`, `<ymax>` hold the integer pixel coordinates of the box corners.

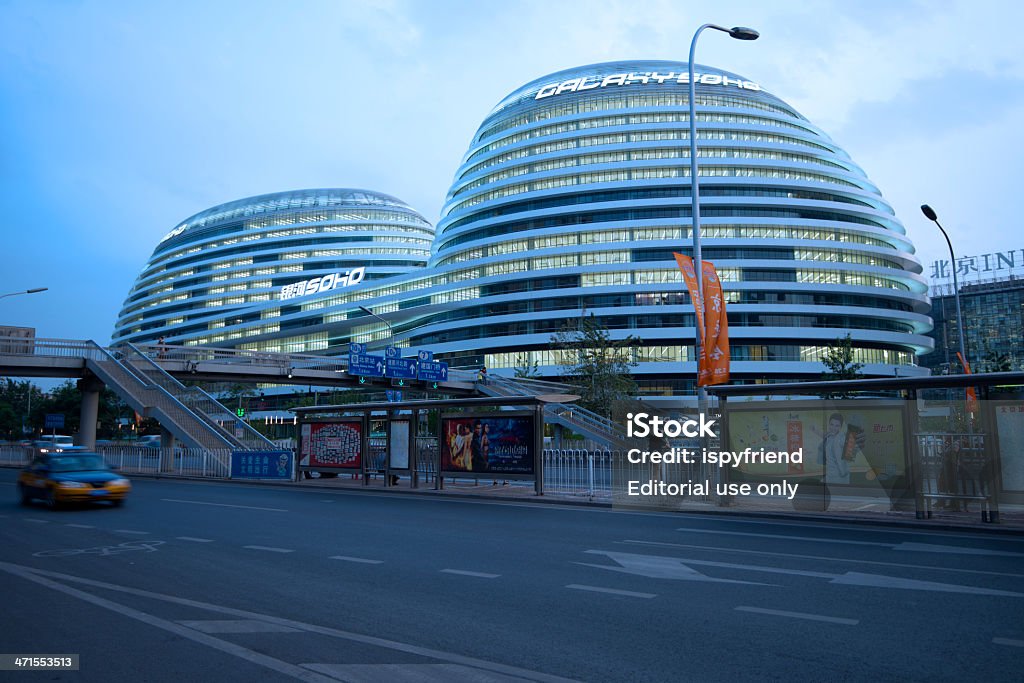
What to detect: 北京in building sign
<box><xmin>534</xmin><ymin>71</ymin><xmax>761</xmax><ymax>100</ymax></box>
<box><xmin>931</xmin><ymin>249</ymin><xmax>1024</xmax><ymax>282</ymax></box>
<box><xmin>279</xmin><ymin>267</ymin><xmax>365</xmax><ymax>301</ymax></box>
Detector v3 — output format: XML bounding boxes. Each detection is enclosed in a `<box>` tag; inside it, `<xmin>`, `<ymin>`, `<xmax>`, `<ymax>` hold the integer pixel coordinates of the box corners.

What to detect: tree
<box><xmin>550</xmin><ymin>313</ymin><xmax>639</xmax><ymax>420</ymax></box>
<box><xmin>0</xmin><ymin>379</ymin><xmax>43</xmax><ymax>440</ymax></box>
<box><xmin>820</xmin><ymin>334</ymin><xmax>864</xmax><ymax>382</ymax></box>
<box><xmin>818</xmin><ymin>334</ymin><xmax>865</xmax><ymax>400</ymax></box>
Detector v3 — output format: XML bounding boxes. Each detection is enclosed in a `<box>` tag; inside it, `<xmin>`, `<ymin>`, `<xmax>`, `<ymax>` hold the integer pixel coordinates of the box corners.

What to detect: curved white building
<box><xmin>114</xmin><ymin>60</ymin><xmax>933</xmax><ymax>396</ymax></box>
<box><xmin>112</xmin><ymin>189</ymin><xmax>434</xmax><ymax>353</ymax></box>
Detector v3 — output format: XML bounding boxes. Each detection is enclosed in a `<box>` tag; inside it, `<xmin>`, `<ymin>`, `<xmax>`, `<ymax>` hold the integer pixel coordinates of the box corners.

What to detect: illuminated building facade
<box><xmin>114</xmin><ymin>61</ymin><xmax>934</xmax><ymax>396</ymax></box>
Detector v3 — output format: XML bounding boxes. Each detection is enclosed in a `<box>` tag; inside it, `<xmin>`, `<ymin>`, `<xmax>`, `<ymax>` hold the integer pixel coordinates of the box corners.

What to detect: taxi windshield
<box><xmin>49</xmin><ymin>455</ymin><xmax>108</xmax><ymax>472</ymax></box>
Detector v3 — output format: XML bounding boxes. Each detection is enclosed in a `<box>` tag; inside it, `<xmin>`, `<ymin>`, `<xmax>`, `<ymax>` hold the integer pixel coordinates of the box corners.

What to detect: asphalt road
<box><xmin>1</xmin><ymin>469</ymin><xmax>1022</xmax><ymax>682</ymax></box>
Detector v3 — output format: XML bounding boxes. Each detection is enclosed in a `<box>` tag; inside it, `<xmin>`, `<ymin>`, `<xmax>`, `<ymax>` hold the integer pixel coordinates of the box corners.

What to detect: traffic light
<box><xmin>235</xmin><ymin>407</ymin><xmax>246</xmax><ymax>418</ymax></box>
<box><xmin>358</xmin><ymin>377</ymin><xmax>366</xmax><ymax>384</ymax></box>
<box><xmin>392</xmin><ymin>378</ymin><xmax>405</xmax><ymax>387</ymax></box>
<box><xmin>430</xmin><ymin>381</ymin><xmax>439</xmax><ymax>390</ymax></box>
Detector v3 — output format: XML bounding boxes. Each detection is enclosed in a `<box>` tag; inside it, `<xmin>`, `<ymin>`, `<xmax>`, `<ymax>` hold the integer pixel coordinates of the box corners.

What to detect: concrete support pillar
<box><xmin>77</xmin><ymin>376</ymin><xmax>104</xmax><ymax>450</ymax></box>
<box><xmin>160</xmin><ymin>428</ymin><xmax>176</xmax><ymax>472</ymax></box>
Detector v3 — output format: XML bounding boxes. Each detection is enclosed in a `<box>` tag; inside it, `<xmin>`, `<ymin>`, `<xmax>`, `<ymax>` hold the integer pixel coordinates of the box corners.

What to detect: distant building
<box><xmin>921</xmin><ymin>275</ymin><xmax>1024</xmax><ymax>374</ymax></box>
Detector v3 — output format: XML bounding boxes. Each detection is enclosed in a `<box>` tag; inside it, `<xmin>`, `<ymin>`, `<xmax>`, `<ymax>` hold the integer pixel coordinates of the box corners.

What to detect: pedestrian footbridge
<box><xmin>0</xmin><ymin>337</ymin><xmax>627</xmax><ymax>451</ymax></box>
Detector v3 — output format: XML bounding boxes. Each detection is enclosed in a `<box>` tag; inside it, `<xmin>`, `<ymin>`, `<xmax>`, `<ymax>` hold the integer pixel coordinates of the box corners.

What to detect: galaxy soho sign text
<box><xmin>535</xmin><ymin>71</ymin><xmax>761</xmax><ymax>100</ymax></box>
<box><xmin>279</xmin><ymin>267</ymin><xmax>365</xmax><ymax>301</ymax></box>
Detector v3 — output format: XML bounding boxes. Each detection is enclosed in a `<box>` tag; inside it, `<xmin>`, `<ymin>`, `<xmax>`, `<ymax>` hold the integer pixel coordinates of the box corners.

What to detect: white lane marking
<box><xmin>24</xmin><ymin>518</ymin><xmax>48</xmax><ymax>524</ymax></box>
<box><xmin>592</xmin><ymin>550</ymin><xmax>1024</xmax><ymax>597</ymax></box>
<box><xmin>579</xmin><ymin>550</ymin><xmax>766</xmax><ymax>585</ymax></box>
<box><xmin>892</xmin><ymin>542</ymin><xmax>1024</xmax><ymax>557</ymax></box>
<box><xmin>115</xmin><ymin>530</ymin><xmax>150</xmax><ymax>535</ymax></box>
<box><xmin>677</xmin><ymin>527</ymin><xmax>1023</xmax><ymax>556</ymax></box>
<box><xmin>177</xmin><ymin>536</ymin><xmax>214</xmax><ymax>543</ymax></box>
<box><xmin>301</xmin><ymin>663</ymin><xmax>529</xmax><ymax>681</ymax></box>
<box><xmin>178</xmin><ymin>619</ymin><xmax>301</xmax><ymax>634</ymax></box>
<box><xmin>162</xmin><ymin>498</ymin><xmax>288</xmax><ymax>512</ymax></box>
<box><xmin>993</xmin><ymin>637</ymin><xmax>1024</xmax><ymax>647</ymax></box>
<box><xmin>565</xmin><ymin>584</ymin><xmax>656</xmax><ymax>599</ymax></box>
<box><xmin>0</xmin><ymin>563</ymin><xmax>337</xmax><ymax>682</ymax></box>
<box><xmin>330</xmin><ymin>556</ymin><xmax>383</xmax><ymax>565</ymax></box>
<box><xmin>677</xmin><ymin>527</ymin><xmax>890</xmax><ymax>547</ymax></box>
<box><xmin>621</xmin><ymin>540</ymin><xmax>1024</xmax><ymax>578</ymax></box>
<box><xmin>677</xmin><ymin>518</ymin><xmax>1024</xmax><ymax>543</ymax></box>
<box><xmin>736</xmin><ymin>606</ymin><xmax>858</xmax><ymax>625</ymax></box>
<box><xmin>65</xmin><ymin>524</ymin><xmax>95</xmax><ymax>529</ymax></box>
<box><xmin>832</xmin><ymin>572</ymin><xmax>1024</xmax><ymax>596</ymax></box>
<box><xmin>243</xmin><ymin>545</ymin><xmax>295</xmax><ymax>553</ymax></box>
<box><xmin>440</xmin><ymin>569</ymin><xmax>500</xmax><ymax>579</ymax></box>
<box><xmin>0</xmin><ymin>561</ymin><xmax>579</xmax><ymax>683</ymax></box>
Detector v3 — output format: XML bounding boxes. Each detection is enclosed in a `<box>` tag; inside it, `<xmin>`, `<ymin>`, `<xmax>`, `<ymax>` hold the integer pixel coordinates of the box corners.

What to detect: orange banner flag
<box><xmin>673</xmin><ymin>253</ymin><xmax>704</xmax><ymax>345</ymax></box>
<box><xmin>673</xmin><ymin>253</ymin><xmax>730</xmax><ymax>387</ymax></box>
<box><xmin>700</xmin><ymin>260</ymin><xmax>730</xmax><ymax>387</ymax></box>
<box><xmin>957</xmin><ymin>351</ymin><xmax>978</xmax><ymax>414</ymax></box>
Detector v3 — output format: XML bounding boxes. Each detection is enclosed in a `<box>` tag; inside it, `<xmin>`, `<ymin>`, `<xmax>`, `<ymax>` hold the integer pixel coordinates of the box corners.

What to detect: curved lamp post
<box><xmin>689</xmin><ymin>24</ymin><xmax>758</xmax><ymax>405</ymax></box>
<box><xmin>920</xmin><ymin>205</ymin><xmax>968</xmax><ymax>371</ymax></box>
<box><xmin>0</xmin><ymin>287</ymin><xmax>48</xmax><ymax>300</ymax></box>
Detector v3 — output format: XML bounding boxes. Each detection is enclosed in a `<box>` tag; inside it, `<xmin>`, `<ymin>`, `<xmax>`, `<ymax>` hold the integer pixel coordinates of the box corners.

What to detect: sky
<box><xmin>2</xmin><ymin>0</ymin><xmax>1023</xmax><ymax>345</ymax></box>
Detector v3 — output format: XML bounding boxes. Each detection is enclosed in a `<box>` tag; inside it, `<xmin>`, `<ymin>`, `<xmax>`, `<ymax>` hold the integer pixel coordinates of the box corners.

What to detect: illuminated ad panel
<box><xmin>441</xmin><ymin>414</ymin><xmax>535</xmax><ymax>475</ymax></box>
<box><xmin>300</xmin><ymin>420</ymin><xmax>364</xmax><ymax>470</ymax></box>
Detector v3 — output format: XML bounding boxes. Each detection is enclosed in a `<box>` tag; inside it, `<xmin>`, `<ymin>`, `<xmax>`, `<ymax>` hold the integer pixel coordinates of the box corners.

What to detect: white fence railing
<box><xmin>98</xmin><ymin>446</ymin><xmax>232</xmax><ymax>478</ymax></box>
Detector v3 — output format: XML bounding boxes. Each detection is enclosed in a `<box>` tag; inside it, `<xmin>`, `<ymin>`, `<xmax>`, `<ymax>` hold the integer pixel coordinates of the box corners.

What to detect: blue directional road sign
<box><xmin>385</xmin><ymin>357</ymin><xmax>418</xmax><ymax>380</ymax></box>
<box><xmin>44</xmin><ymin>413</ymin><xmax>64</xmax><ymax>430</ymax></box>
<box><xmin>349</xmin><ymin>353</ymin><xmax>385</xmax><ymax>377</ymax></box>
<box><xmin>417</xmin><ymin>360</ymin><xmax>449</xmax><ymax>383</ymax></box>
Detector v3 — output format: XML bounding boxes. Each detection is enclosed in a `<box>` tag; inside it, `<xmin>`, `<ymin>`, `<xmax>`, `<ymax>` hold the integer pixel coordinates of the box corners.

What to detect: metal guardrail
<box><xmin>99</xmin><ymin>446</ymin><xmax>232</xmax><ymax>478</ymax></box>
<box><xmin>0</xmin><ymin>336</ymin><xmax>101</xmax><ymax>359</ymax></box>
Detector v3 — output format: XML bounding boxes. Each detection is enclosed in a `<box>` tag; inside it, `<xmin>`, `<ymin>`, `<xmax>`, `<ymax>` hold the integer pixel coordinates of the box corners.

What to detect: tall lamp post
<box><xmin>920</xmin><ymin>205</ymin><xmax>968</xmax><ymax>371</ymax></box>
<box><xmin>358</xmin><ymin>305</ymin><xmax>394</xmax><ymax>344</ymax></box>
<box><xmin>689</xmin><ymin>24</ymin><xmax>758</xmax><ymax>408</ymax></box>
<box><xmin>0</xmin><ymin>287</ymin><xmax>48</xmax><ymax>301</ymax></box>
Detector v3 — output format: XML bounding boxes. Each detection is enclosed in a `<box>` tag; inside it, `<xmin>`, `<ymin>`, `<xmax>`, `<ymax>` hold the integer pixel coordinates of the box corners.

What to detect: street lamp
<box><xmin>920</xmin><ymin>204</ymin><xmax>968</xmax><ymax>371</ymax></box>
<box><xmin>357</xmin><ymin>305</ymin><xmax>394</xmax><ymax>339</ymax></box>
<box><xmin>689</xmin><ymin>24</ymin><xmax>758</xmax><ymax>406</ymax></box>
<box><xmin>0</xmin><ymin>287</ymin><xmax>48</xmax><ymax>300</ymax></box>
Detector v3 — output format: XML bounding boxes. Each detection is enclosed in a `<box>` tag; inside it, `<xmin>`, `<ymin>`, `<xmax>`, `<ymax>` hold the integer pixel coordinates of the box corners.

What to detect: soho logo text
<box><xmin>279</xmin><ymin>267</ymin><xmax>365</xmax><ymax>301</ymax></box>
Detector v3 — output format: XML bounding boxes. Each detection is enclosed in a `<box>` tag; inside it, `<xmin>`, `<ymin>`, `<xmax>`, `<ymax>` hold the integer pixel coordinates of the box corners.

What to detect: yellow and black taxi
<box><xmin>18</xmin><ymin>450</ymin><xmax>131</xmax><ymax>508</ymax></box>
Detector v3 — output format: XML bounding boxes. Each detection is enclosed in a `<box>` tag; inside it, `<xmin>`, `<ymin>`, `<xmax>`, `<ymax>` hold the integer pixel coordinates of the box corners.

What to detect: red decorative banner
<box><xmin>700</xmin><ymin>260</ymin><xmax>730</xmax><ymax>387</ymax></box>
<box><xmin>673</xmin><ymin>253</ymin><xmax>730</xmax><ymax>387</ymax></box>
<box><xmin>957</xmin><ymin>351</ymin><xmax>978</xmax><ymax>414</ymax></box>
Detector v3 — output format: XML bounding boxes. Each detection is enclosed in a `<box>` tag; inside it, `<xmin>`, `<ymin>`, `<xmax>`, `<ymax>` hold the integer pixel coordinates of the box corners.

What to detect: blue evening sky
<box><xmin>2</xmin><ymin>0</ymin><xmax>1022</xmax><ymax>344</ymax></box>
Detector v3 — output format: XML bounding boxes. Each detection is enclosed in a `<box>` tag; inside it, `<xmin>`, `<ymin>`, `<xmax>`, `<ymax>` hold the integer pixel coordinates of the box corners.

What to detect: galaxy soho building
<box><xmin>112</xmin><ymin>60</ymin><xmax>933</xmax><ymax>399</ymax></box>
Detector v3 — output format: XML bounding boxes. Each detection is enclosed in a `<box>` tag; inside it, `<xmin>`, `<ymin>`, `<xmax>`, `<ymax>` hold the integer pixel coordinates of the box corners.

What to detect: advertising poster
<box><xmin>389</xmin><ymin>420</ymin><xmax>410</xmax><ymax>470</ymax></box>
<box><xmin>301</xmin><ymin>421</ymin><xmax>362</xmax><ymax>469</ymax></box>
<box><xmin>726</xmin><ymin>404</ymin><xmax>906</xmax><ymax>488</ymax></box>
<box><xmin>441</xmin><ymin>415</ymin><xmax>534</xmax><ymax>475</ymax></box>
<box><xmin>995</xmin><ymin>402</ymin><xmax>1024</xmax><ymax>491</ymax></box>
<box><xmin>231</xmin><ymin>450</ymin><xmax>293</xmax><ymax>480</ymax></box>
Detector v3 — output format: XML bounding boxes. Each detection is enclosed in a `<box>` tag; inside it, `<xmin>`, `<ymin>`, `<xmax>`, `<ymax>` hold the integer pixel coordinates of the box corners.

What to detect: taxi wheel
<box><xmin>111</xmin><ymin>499</ymin><xmax>124</xmax><ymax>508</ymax></box>
<box><xmin>44</xmin><ymin>488</ymin><xmax>60</xmax><ymax>510</ymax></box>
<box><xmin>18</xmin><ymin>484</ymin><xmax>32</xmax><ymax>506</ymax></box>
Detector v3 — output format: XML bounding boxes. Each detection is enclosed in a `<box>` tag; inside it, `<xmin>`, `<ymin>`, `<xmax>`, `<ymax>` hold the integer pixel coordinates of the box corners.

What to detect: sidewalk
<box><xmin>291</xmin><ymin>472</ymin><xmax>1024</xmax><ymax>533</ymax></box>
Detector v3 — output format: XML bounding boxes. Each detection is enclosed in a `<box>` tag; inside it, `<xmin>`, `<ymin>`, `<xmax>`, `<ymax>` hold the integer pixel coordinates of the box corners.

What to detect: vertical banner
<box><xmin>673</xmin><ymin>252</ymin><xmax>705</xmax><ymax>362</ymax></box>
<box><xmin>700</xmin><ymin>260</ymin><xmax>730</xmax><ymax>386</ymax></box>
<box><xmin>957</xmin><ymin>351</ymin><xmax>978</xmax><ymax>414</ymax></box>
